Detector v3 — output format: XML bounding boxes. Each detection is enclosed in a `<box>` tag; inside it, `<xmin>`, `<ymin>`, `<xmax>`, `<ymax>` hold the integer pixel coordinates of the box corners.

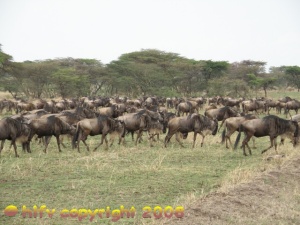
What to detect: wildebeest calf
<box><xmin>0</xmin><ymin>117</ymin><xmax>31</xmax><ymax>157</ymax></box>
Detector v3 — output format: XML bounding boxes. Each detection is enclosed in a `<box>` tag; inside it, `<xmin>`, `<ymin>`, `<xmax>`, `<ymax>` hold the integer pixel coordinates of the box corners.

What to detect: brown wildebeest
<box><xmin>176</xmin><ymin>101</ymin><xmax>199</xmax><ymax>116</ymax></box>
<box><xmin>265</xmin><ymin>99</ymin><xmax>280</xmax><ymax>115</ymax></box>
<box><xmin>28</xmin><ymin>116</ymin><xmax>76</xmax><ymax>153</ymax></box>
<box><xmin>276</xmin><ymin>101</ymin><xmax>286</xmax><ymax>114</ymax></box>
<box><xmin>0</xmin><ymin>99</ymin><xmax>17</xmax><ymax>114</ymax></box>
<box><xmin>234</xmin><ymin>115</ymin><xmax>299</xmax><ymax>156</ymax></box>
<box><xmin>55</xmin><ymin>99</ymin><xmax>69</xmax><ymax>112</ymax></box>
<box><xmin>241</xmin><ymin>100</ymin><xmax>259</xmax><ymax>114</ymax></box>
<box><xmin>164</xmin><ymin>113</ymin><xmax>218</xmax><ymax>148</ymax></box>
<box><xmin>98</xmin><ymin>104</ymin><xmax>120</xmax><ymax>118</ymax></box>
<box><xmin>208</xmin><ymin>96</ymin><xmax>220</xmax><ymax>105</ymax></box>
<box><xmin>292</xmin><ymin>114</ymin><xmax>300</xmax><ymax>122</ymax></box>
<box><xmin>116</xmin><ymin>109</ymin><xmax>162</xmax><ymax>146</ymax></box>
<box><xmin>221</xmin><ymin>114</ymin><xmax>259</xmax><ymax>149</ymax></box>
<box><xmin>205</xmin><ymin>106</ymin><xmax>240</xmax><ymax>131</ymax></box>
<box><xmin>16</xmin><ymin>101</ymin><xmax>36</xmax><ymax>114</ymax></box>
<box><xmin>21</xmin><ymin>109</ymin><xmax>49</xmax><ymax>122</ymax></box>
<box><xmin>43</xmin><ymin>100</ymin><xmax>58</xmax><ymax>113</ymax></box>
<box><xmin>160</xmin><ymin>112</ymin><xmax>177</xmax><ymax>133</ymax></box>
<box><xmin>189</xmin><ymin>97</ymin><xmax>206</xmax><ymax>109</ymax></box>
<box><xmin>147</xmin><ymin>121</ymin><xmax>164</xmax><ymax>147</ymax></box>
<box><xmin>285</xmin><ymin>99</ymin><xmax>300</xmax><ymax>118</ymax></box>
<box><xmin>219</xmin><ymin>97</ymin><xmax>241</xmax><ymax>108</ymax></box>
<box><xmin>166</xmin><ymin>97</ymin><xmax>173</xmax><ymax>109</ymax></box>
<box><xmin>38</xmin><ymin>107</ymin><xmax>96</xmax><ymax>147</ymax></box>
<box><xmin>0</xmin><ymin>117</ymin><xmax>31</xmax><ymax>157</ymax></box>
<box><xmin>60</xmin><ymin>107</ymin><xmax>96</xmax><ymax>121</ymax></box>
<box><xmin>72</xmin><ymin>115</ymin><xmax>125</xmax><ymax>152</ymax></box>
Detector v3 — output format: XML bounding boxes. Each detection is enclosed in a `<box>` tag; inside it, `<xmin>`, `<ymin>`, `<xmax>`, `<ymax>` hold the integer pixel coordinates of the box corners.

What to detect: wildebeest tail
<box><xmin>234</xmin><ymin>125</ymin><xmax>242</xmax><ymax>150</ymax></box>
<box><xmin>72</xmin><ymin>123</ymin><xmax>80</xmax><ymax>149</ymax></box>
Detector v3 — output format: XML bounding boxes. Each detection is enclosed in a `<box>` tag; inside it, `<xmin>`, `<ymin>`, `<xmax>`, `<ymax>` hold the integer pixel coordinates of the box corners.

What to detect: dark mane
<box><xmin>263</xmin><ymin>115</ymin><xmax>294</xmax><ymax>135</ymax></box>
<box><xmin>133</xmin><ymin>110</ymin><xmax>146</xmax><ymax>119</ymax></box>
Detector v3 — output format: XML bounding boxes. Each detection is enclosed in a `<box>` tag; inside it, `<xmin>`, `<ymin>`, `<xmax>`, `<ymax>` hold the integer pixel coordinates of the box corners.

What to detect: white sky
<box><xmin>1</xmin><ymin>0</ymin><xmax>299</xmax><ymax>69</ymax></box>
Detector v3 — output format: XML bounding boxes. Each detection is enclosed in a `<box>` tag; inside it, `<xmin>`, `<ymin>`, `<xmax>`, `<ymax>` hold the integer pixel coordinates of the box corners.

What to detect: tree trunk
<box><xmin>264</xmin><ymin>88</ymin><xmax>267</xmax><ymax>97</ymax></box>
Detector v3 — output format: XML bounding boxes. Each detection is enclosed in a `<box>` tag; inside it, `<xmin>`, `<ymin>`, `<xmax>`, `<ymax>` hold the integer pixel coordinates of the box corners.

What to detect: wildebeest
<box><xmin>20</xmin><ymin>109</ymin><xmax>49</xmax><ymax>123</ymax></box>
<box><xmin>234</xmin><ymin>115</ymin><xmax>299</xmax><ymax>156</ymax></box>
<box><xmin>16</xmin><ymin>101</ymin><xmax>36</xmax><ymax>114</ymax></box>
<box><xmin>241</xmin><ymin>100</ymin><xmax>259</xmax><ymax>114</ymax></box>
<box><xmin>98</xmin><ymin>104</ymin><xmax>120</xmax><ymax>118</ymax></box>
<box><xmin>160</xmin><ymin>111</ymin><xmax>177</xmax><ymax>133</ymax></box>
<box><xmin>219</xmin><ymin>97</ymin><xmax>241</xmax><ymax>108</ymax></box>
<box><xmin>164</xmin><ymin>113</ymin><xmax>218</xmax><ymax>148</ymax></box>
<box><xmin>37</xmin><ymin>107</ymin><xmax>95</xmax><ymax>148</ymax></box>
<box><xmin>176</xmin><ymin>101</ymin><xmax>199</xmax><ymax>116</ymax></box>
<box><xmin>147</xmin><ymin>120</ymin><xmax>164</xmax><ymax>147</ymax></box>
<box><xmin>117</xmin><ymin>110</ymin><xmax>151</xmax><ymax>145</ymax></box>
<box><xmin>28</xmin><ymin>116</ymin><xmax>76</xmax><ymax>153</ymax></box>
<box><xmin>285</xmin><ymin>99</ymin><xmax>300</xmax><ymax>118</ymax></box>
<box><xmin>0</xmin><ymin>117</ymin><xmax>31</xmax><ymax>157</ymax></box>
<box><xmin>205</xmin><ymin>106</ymin><xmax>240</xmax><ymax>131</ymax></box>
<box><xmin>292</xmin><ymin>114</ymin><xmax>300</xmax><ymax>122</ymax></box>
<box><xmin>72</xmin><ymin>115</ymin><xmax>125</xmax><ymax>152</ymax></box>
<box><xmin>264</xmin><ymin>99</ymin><xmax>279</xmax><ymax>115</ymax></box>
<box><xmin>221</xmin><ymin>114</ymin><xmax>259</xmax><ymax>149</ymax></box>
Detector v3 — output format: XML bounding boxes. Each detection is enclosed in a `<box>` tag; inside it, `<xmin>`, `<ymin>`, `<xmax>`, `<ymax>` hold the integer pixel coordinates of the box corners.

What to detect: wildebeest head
<box><xmin>112</xmin><ymin>119</ymin><xmax>126</xmax><ymax>138</ymax></box>
<box><xmin>193</xmin><ymin>114</ymin><xmax>218</xmax><ymax>135</ymax></box>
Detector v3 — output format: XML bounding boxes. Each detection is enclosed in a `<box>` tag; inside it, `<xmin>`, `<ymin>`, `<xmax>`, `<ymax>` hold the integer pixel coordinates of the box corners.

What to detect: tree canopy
<box><xmin>0</xmin><ymin>45</ymin><xmax>297</xmax><ymax>99</ymax></box>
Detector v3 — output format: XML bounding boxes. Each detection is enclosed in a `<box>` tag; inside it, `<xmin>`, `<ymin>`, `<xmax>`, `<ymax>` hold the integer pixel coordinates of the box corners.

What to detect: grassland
<box><xmin>0</xmin><ymin>90</ymin><xmax>299</xmax><ymax>225</ymax></box>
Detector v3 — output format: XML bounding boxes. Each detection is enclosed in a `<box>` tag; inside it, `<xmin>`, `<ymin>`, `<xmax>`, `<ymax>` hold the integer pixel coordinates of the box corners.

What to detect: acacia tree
<box><xmin>247</xmin><ymin>73</ymin><xmax>276</xmax><ymax>97</ymax></box>
<box><xmin>107</xmin><ymin>49</ymin><xmax>186</xmax><ymax>97</ymax></box>
<box><xmin>284</xmin><ymin>66</ymin><xmax>300</xmax><ymax>91</ymax></box>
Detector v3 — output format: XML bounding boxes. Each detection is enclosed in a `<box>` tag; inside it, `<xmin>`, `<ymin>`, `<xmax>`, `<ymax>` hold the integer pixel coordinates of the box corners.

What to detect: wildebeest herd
<box><xmin>0</xmin><ymin>95</ymin><xmax>299</xmax><ymax>157</ymax></box>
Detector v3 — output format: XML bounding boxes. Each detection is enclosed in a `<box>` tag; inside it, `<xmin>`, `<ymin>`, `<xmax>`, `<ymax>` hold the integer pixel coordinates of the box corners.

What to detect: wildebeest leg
<box><xmin>245</xmin><ymin>142</ymin><xmax>252</xmax><ymax>155</ymax></box>
<box><xmin>109</xmin><ymin>135</ymin><xmax>115</xmax><ymax>147</ymax></box>
<box><xmin>55</xmin><ymin>135</ymin><xmax>62</xmax><ymax>152</ymax></box>
<box><xmin>44</xmin><ymin>136</ymin><xmax>52</xmax><ymax>153</ymax></box>
<box><xmin>0</xmin><ymin>140</ymin><xmax>5</xmax><ymax>156</ymax></box>
<box><xmin>23</xmin><ymin>142</ymin><xmax>31</xmax><ymax>153</ymax></box>
<box><xmin>192</xmin><ymin>132</ymin><xmax>197</xmax><ymax>148</ymax></box>
<box><xmin>148</xmin><ymin>133</ymin><xmax>154</xmax><ymax>147</ymax></box>
<box><xmin>225</xmin><ymin>129</ymin><xmax>235</xmax><ymax>149</ymax></box>
<box><xmin>135</xmin><ymin>130</ymin><xmax>143</xmax><ymax>146</ymax></box>
<box><xmin>175</xmin><ymin>132</ymin><xmax>184</xmax><ymax>147</ymax></box>
<box><xmin>93</xmin><ymin>134</ymin><xmax>109</xmax><ymax>151</ymax></box>
<box><xmin>104</xmin><ymin>136</ymin><xmax>109</xmax><ymax>149</ymax></box>
<box><xmin>199</xmin><ymin>133</ymin><xmax>206</xmax><ymax>147</ymax></box>
<box><xmin>218</xmin><ymin>120</ymin><xmax>224</xmax><ymax>132</ymax></box>
<box><xmin>11</xmin><ymin>140</ymin><xmax>19</xmax><ymax>157</ymax></box>
<box><xmin>59</xmin><ymin>136</ymin><xmax>67</xmax><ymax>148</ymax></box>
<box><xmin>131</xmin><ymin>131</ymin><xmax>135</xmax><ymax>141</ymax></box>
<box><xmin>261</xmin><ymin>137</ymin><xmax>277</xmax><ymax>154</ymax></box>
<box><xmin>251</xmin><ymin>137</ymin><xmax>256</xmax><ymax>149</ymax></box>
<box><xmin>242</xmin><ymin>134</ymin><xmax>253</xmax><ymax>156</ymax></box>
<box><xmin>81</xmin><ymin>139</ymin><xmax>90</xmax><ymax>152</ymax></box>
<box><xmin>164</xmin><ymin>132</ymin><xmax>174</xmax><ymax>147</ymax></box>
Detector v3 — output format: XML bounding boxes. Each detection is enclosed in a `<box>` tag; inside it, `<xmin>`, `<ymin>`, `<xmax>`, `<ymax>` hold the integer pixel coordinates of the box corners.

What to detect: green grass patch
<box><xmin>0</xmin><ymin>90</ymin><xmax>299</xmax><ymax>224</ymax></box>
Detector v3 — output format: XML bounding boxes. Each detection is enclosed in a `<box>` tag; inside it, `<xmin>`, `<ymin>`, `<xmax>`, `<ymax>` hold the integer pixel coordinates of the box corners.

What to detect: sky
<box><xmin>1</xmin><ymin>0</ymin><xmax>299</xmax><ymax>69</ymax></box>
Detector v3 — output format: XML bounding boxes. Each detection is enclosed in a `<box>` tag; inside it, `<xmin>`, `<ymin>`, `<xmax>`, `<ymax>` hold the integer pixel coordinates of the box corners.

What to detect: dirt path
<box><xmin>163</xmin><ymin>157</ymin><xmax>300</xmax><ymax>225</ymax></box>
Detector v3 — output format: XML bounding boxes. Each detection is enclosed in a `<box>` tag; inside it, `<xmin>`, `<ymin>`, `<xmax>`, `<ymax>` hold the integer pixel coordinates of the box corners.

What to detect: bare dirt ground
<box><xmin>162</xmin><ymin>157</ymin><xmax>300</xmax><ymax>225</ymax></box>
